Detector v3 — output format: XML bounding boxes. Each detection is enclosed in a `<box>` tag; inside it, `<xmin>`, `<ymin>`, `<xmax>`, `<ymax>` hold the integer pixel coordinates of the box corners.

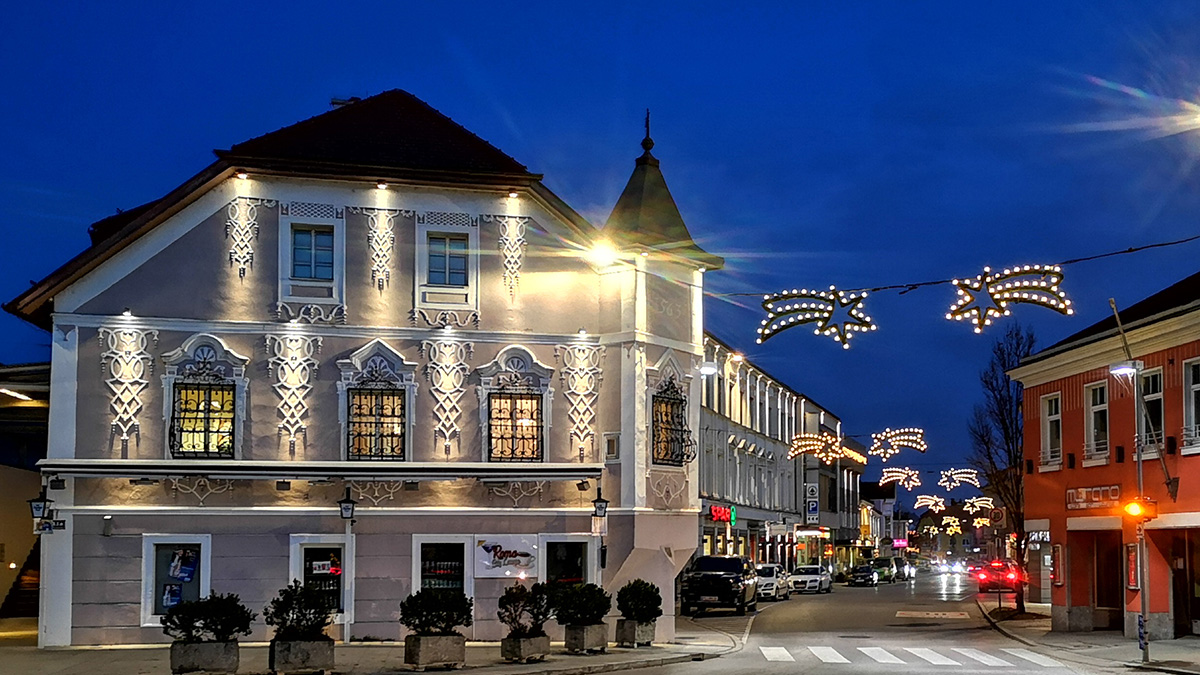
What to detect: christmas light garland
<box><xmin>937</xmin><ymin>468</ymin><xmax>981</xmax><ymax>490</ymax></box>
<box><xmin>973</xmin><ymin>517</ymin><xmax>992</xmax><ymax>529</ymax></box>
<box><xmin>946</xmin><ymin>265</ymin><xmax>1073</xmax><ymax>334</ymax></box>
<box><xmin>915</xmin><ymin>494</ymin><xmax>946</xmax><ymax>513</ymax></box>
<box><xmin>869</xmin><ymin>427</ymin><xmax>928</xmax><ymax>461</ymax></box>
<box><xmin>787</xmin><ymin>430</ymin><xmax>844</xmax><ymax>464</ymax></box>
<box><xmin>963</xmin><ymin>496</ymin><xmax>994</xmax><ymax>514</ymax></box>
<box><xmin>942</xmin><ymin>516</ymin><xmax>963</xmax><ymax>536</ymax></box>
<box><xmin>757</xmin><ymin>286</ymin><xmax>877</xmax><ymax>349</ymax></box>
<box><xmin>879</xmin><ymin>467</ymin><xmax>922</xmax><ymax>490</ymax></box>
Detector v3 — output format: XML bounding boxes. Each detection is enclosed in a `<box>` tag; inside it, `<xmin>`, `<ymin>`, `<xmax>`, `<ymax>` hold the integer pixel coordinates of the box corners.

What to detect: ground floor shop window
<box><xmin>420</xmin><ymin>542</ymin><xmax>466</xmax><ymax>590</ymax></box>
<box><xmin>289</xmin><ymin>534</ymin><xmax>351</xmax><ymax>624</ymax></box>
<box><xmin>546</xmin><ymin>542</ymin><xmax>587</xmax><ymax>584</ymax></box>
<box><xmin>302</xmin><ymin>546</ymin><xmax>345</xmax><ymax>612</ymax></box>
<box><xmin>141</xmin><ymin>534</ymin><xmax>211</xmax><ymax>626</ymax></box>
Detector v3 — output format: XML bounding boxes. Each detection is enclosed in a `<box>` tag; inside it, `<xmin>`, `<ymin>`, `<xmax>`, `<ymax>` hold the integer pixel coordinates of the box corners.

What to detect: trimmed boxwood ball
<box><xmin>553</xmin><ymin>583</ymin><xmax>611</xmax><ymax>626</ymax></box>
<box><xmin>264</xmin><ymin>580</ymin><xmax>335</xmax><ymax>642</ymax></box>
<box><xmin>400</xmin><ymin>588</ymin><xmax>474</xmax><ymax>636</ymax></box>
<box><xmin>616</xmin><ymin>579</ymin><xmax>663</xmax><ymax>624</ymax></box>
<box><xmin>497</xmin><ymin>582</ymin><xmax>553</xmax><ymax>639</ymax></box>
<box><xmin>162</xmin><ymin>592</ymin><xmax>256</xmax><ymax>643</ymax></box>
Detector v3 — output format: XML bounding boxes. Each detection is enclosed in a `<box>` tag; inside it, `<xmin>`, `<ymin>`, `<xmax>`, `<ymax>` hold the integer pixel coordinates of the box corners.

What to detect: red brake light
<box><xmin>989</xmin><ymin>561</ymin><xmax>1003</xmax><ymax>567</ymax></box>
<box><xmin>1006</xmin><ymin>572</ymin><xmax>1017</xmax><ymax>580</ymax></box>
<box><xmin>977</xmin><ymin>573</ymin><xmax>988</xmax><ymax>581</ymax></box>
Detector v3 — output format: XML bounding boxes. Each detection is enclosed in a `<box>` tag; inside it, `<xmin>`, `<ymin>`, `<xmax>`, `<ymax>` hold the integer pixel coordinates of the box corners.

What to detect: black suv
<box><xmin>681</xmin><ymin>555</ymin><xmax>759</xmax><ymax>615</ymax></box>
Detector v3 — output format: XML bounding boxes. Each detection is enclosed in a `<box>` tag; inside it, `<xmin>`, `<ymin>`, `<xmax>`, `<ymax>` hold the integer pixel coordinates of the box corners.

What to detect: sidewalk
<box><xmin>0</xmin><ymin>617</ymin><xmax>732</xmax><ymax>675</ymax></box>
<box><xmin>977</xmin><ymin>599</ymin><xmax>1200</xmax><ymax>675</ymax></box>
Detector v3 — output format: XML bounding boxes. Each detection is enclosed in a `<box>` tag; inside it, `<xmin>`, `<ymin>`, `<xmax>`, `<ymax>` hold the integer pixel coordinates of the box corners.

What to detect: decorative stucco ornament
<box><xmin>275</xmin><ymin>302</ymin><xmax>346</xmax><ymax>325</ymax></box>
<box><xmin>224</xmin><ymin>197</ymin><xmax>276</xmax><ymax>278</ymax></box>
<box><xmin>349</xmin><ymin>207</ymin><xmax>411</xmax><ymax>291</ymax></box>
<box><xmin>99</xmin><ymin>327</ymin><xmax>159</xmax><ymax>451</ymax></box>
<box><xmin>649</xmin><ymin>471</ymin><xmax>688</xmax><ymax>508</ymax></box>
<box><xmin>556</xmin><ymin>344</ymin><xmax>604</xmax><ymax>462</ymax></box>
<box><xmin>410</xmin><ymin>309</ymin><xmax>480</xmax><ymax>329</ymax></box>
<box><xmin>350</xmin><ymin>480</ymin><xmax>404</xmax><ymax>506</ymax></box>
<box><xmin>170</xmin><ymin>477</ymin><xmax>235</xmax><ymax>506</ymax></box>
<box><xmin>265</xmin><ymin>334</ymin><xmax>322</xmax><ymax>452</ymax></box>
<box><xmin>487</xmin><ymin>480</ymin><xmax>546</xmax><ymax>507</ymax></box>
<box><xmin>485</xmin><ymin>215</ymin><xmax>529</xmax><ymax>302</ymax></box>
<box><xmin>421</xmin><ymin>339</ymin><xmax>473</xmax><ymax>456</ymax></box>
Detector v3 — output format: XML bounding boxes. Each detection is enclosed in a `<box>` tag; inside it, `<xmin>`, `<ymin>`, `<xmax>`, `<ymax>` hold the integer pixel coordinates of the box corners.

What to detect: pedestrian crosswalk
<box><xmin>756</xmin><ymin>645</ymin><xmax>1067</xmax><ymax>668</ymax></box>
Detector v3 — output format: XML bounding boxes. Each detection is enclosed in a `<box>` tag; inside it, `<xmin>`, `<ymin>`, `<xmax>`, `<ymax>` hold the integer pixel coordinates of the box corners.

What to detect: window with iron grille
<box><xmin>488</xmin><ymin>388</ymin><xmax>543</xmax><ymax>461</ymax></box>
<box><xmin>652</xmin><ymin>377</ymin><xmax>697</xmax><ymax>466</ymax></box>
<box><xmin>170</xmin><ymin>382</ymin><xmax>235</xmax><ymax>458</ymax></box>
<box><xmin>347</xmin><ymin>388</ymin><xmax>406</xmax><ymax>460</ymax></box>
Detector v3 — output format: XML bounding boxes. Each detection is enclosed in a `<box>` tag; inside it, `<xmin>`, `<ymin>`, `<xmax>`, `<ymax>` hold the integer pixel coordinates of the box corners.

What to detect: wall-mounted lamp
<box><xmin>640</xmin><ymin>251</ymin><xmax>649</xmax><ymax>257</ymax></box>
<box><xmin>338</xmin><ymin>487</ymin><xmax>358</xmax><ymax>520</ymax></box>
<box><xmin>588</xmin><ymin>240</ymin><xmax>619</xmax><ymax>267</ymax></box>
<box><xmin>576</xmin><ymin>479</ymin><xmax>591</xmax><ymax>492</ymax></box>
<box><xmin>577</xmin><ymin>328</ymin><xmax>588</xmax><ymax>337</ymax></box>
<box><xmin>730</xmin><ymin>353</ymin><xmax>744</xmax><ymax>363</ymax></box>
<box><xmin>235</xmin><ymin>171</ymin><xmax>249</xmax><ymax>180</ymax></box>
<box><xmin>102</xmin><ymin>515</ymin><xmax>113</xmax><ymax>537</ymax></box>
<box><xmin>507</xmin><ymin>190</ymin><xmax>519</xmax><ymax>199</ymax></box>
<box><xmin>592</xmin><ymin>488</ymin><xmax>609</xmax><ymax>518</ymax></box>
<box><xmin>699</xmin><ymin>361</ymin><xmax>718</xmax><ymax>376</ymax></box>
<box><xmin>276</xmin><ymin>480</ymin><xmax>292</xmax><ymax>491</ymax></box>
<box><xmin>122</xmin><ymin>308</ymin><xmax>132</xmax><ymax>317</ymax></box>
<box><xmin>27</xmin><ymin>489</ymin><xmax>53</xmax><ymax>519</ymax></box>
<box><xmin>7</xmin><ymin>562</ymin><xmax>14</xmax><ymax>570</ymax></box>
<box><xmin>376</xmin><ymin>181</ymin><xmax>388</xmax><ymax>190</ymax></box>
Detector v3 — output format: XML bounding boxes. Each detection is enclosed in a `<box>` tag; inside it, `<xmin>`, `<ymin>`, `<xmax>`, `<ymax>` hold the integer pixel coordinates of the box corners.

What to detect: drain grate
<box><xmin>837</xmin><ymin>635</ymin><xmax>873</xmax><ymax>639</ymax></box>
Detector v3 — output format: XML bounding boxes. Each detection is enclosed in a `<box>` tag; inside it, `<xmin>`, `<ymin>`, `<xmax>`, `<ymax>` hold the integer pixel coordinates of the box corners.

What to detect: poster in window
<box><xmin>302</xmin><ymin>547</ymin><xmax>344</xmax><ymax>612</ymax></box>
<box><xmin>154</xmin><ymin>545</ymin><xmax>201</xmax><ymax>615</ymax></box>
<box><xmin>474</xmin><ymin>535</ymin><xmax>538</xmax><ymax>578</ymax></box>
<box><xmin>1126</xmin><ymin>543</ymin><xmax>1140</xmax><ymax>590</ymax></box>
<box><xmin>168</xmin><ymin>548</ymin><xmax>198</xmax><ymax>583</ymax></box>
<box><xmin>162</xmin><ymin>583</ymin><xmax>183</xmax><ymax>609</ymax></box>
<box><xmin>1051</xmin><ymin>543</ymin><xmax>1064</xmax><ymax>587</ymax></box>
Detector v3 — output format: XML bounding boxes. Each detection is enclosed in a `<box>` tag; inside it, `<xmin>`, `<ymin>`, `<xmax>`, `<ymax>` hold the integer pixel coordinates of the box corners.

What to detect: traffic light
<box><xmin>1122</xmin><ymin>497</ymin><xmax>1158</xmax><ymax>522</ymax></box>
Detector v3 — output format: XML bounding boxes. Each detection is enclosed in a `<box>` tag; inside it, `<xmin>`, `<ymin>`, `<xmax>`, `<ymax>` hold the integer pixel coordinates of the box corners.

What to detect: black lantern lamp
<box><xmin>592</xmin><ymin>487</ymin><xmax>609</xmax><ymax>518</ymax></box>
<box><xmin>337</xmin><ymin>487</ymin><xmax>357</xmax><ymax>521</ymax></box>
<box><xmin>28</xmin><ymin>488</ymin><xmax>53</xmax><ymax>520</ymax></box>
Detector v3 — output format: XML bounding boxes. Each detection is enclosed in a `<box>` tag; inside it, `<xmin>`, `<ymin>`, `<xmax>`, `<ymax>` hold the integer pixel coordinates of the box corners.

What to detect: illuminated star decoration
<box><xmin>869</xmin><ymin>427</ymin><xmax>928</xmax><ymax>461</ymax></box>
<box><xmin>938</xmin><ymin>468</ymin><xmax>981</xmax><ymax>491</ymax></box>
<box><xmin>973</xmin><ymin>518</ymin><xmax>992</xmax><ymax>529</ymax></box>
<box><xmin>923</xmin><ymin>525</ymin><xmax>941</xmax><ymax>535</ymax></box>
<box><xmin>788</xmin><ymin>431</ymin><xmax>844</xmax><ymax>464</ymax></box>
<box><xmin>915</xmin><ymin>494</ymin><xmax>946</xmax><ymax>513</ymax></box>
<box><xmin>880</xmin><ymin>467</ymin><xmax>922</xmax><ymax>491</ymax></box>
<box><xmin>757</xmin><ymin>285</ymin><xmax>878</xmax><ymax>349</ymax></box>
<box><xmin>946</xmin><ymin>264</ymin><xmax>1074</xmax><ymax>334</ymax></box>
<box><xmin>942</xmin><ymin>516</ymin><xmax>963</xmax><ymax>536</ymax></box>
<box><xmin>963</xmin><ymin>496</ymin><xmax>995</xmax><ymax>514</ymax></box>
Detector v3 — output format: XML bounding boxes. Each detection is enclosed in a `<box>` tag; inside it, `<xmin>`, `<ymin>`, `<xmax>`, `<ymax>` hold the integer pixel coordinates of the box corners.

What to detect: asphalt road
<box><xmin>658</xmin><ymin>571</ymin><xmax>1124</xmax><ymax>675</ymax></box>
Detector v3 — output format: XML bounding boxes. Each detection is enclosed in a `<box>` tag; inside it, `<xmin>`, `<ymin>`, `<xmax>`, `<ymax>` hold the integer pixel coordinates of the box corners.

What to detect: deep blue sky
<box><xmin>3</xmin><ymin>3</ymin><xmax>1200</xmax><ymax>487</ymax></box>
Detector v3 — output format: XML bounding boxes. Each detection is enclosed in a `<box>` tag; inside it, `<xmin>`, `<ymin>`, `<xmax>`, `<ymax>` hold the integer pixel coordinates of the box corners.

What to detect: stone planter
<box><xmin>170</xmin><ymin>641</ymin><xmax>239</xmax><ymax>674</ymax></box>
<box><xmin>404</xmin><ymin>634</ymin><xmax>466</xmax><ymax>670</ymax></box>
<box><xmin>615</xmin><ymin>619</ymin><xmax>655</xmax><ymax>648</ymax></box>
<box><xmin>564</xmin><ymin>623</ymin><xmax>607</xmax><ymax>653</ymax></box>
<box><xmin>500</xmin><ymin>635</ymin><xmax>551</xmax><ymax>662</ymax></box>
<box><xmin>269</xmin><ymin>639</ymin><xmax>335</xmax><ymax>673</ymax></box>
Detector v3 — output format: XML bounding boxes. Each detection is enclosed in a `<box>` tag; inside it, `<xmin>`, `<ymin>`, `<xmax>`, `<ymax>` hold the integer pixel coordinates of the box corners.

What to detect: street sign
<box><xmin>806</xmin><ymin>484</ymin><xmax>818</xmax><ymax>499</ymax></box>
<box><xmin>806</xmin><ymin>513</ymin><xmax>819</xmax><ymax>524</ymax></box>
<box><xmin>807</xmin><ymin>499</ymin><xmax>819</xmax><ymax>514</ymax></box>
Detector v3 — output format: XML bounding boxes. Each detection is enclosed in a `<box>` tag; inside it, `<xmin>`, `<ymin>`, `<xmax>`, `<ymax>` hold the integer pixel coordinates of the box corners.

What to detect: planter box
<box><xmin>615</xmin><ymin>619</ymin><xmax>655</xmax><ymax>648</ymax></box>
<box><xmin>564</xmin><ymin>623</ymin><xmax>607</xmax><ymax>654</ymax></box>
<box><xmin>269</xmin><ymin>639</ymin><xmax>335</xmax><ymax>673</ymax></box>
<box><xmin>500</xmin><ymin>635</ymin><xmax>551</xmax><ymax>662</ymax></box>
<box><xmin>170</xmin><ymin>641</ymin><xmax>239</xmax><ymax>674</ymax></box>
<box><xmin>404</xmin><ymin>634</ymin><xmax>466</xmax><ymax>670</ymax></box>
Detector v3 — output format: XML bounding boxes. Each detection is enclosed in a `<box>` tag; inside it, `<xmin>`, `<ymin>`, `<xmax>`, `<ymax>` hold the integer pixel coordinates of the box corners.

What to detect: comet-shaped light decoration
<box><xmin>757</xmin><ymin>285</ymin><xmax>878</xmax><ymax>349</ymax></box>
<box><xmin>869</xmin><ymin>427</ymin><xmax>928</xmax><ymax>461</ymax></box>
<box><xmin>938</xmin><ymin>468</ymin><xmax>981</xmax><ymax>490</ymax></box>
<box><xmin>880</xmin><ymin>467</ymin><xmax>922</xmax><ymax>491</ymax></box>
<box><xmin>973</xmin><ymin>517</ymin><xmax>992</xmax><ymax>529</ymax></box>
<box><xmin>946</xmin><ymin>264</ymin><xmax>1074</xmax><ymax>334</ymax></box>
<box><xmin>915</xmin><ymin>494</ymin><xmax>946</xmax><ymax>513</ymax></box>
<box><xmin>788</xmin><ymin>431</ymin><xmax>845</xmax><ymax>464</ymax></box>
<box><xmin>963</xmin><ymin>496</ymin><xmax>995</xmax><ymax>514</ymax></box>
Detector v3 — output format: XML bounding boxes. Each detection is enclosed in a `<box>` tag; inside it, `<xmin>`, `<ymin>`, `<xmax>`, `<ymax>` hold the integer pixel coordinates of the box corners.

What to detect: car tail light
<box><xmin>978</xmin><ymin>573</ymin><xmax>988</xmax><ymax>581</ymax></box>
<box><xmin>1007</xmin><ymin>572</ymin><xmax>1017</xmax><ymax>580</ymax></box>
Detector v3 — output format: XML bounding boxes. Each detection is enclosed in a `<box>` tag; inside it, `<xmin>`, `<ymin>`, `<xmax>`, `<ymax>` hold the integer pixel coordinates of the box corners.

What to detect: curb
<box><xmin>974</xmin><ymin>599</ymin><xmax>1038</xmax><ymax>648</ymax></box>
<box><xmin>1129</xmin><ymin>662</ymin><xmax>1200</xmax><ymax>675</ymax></box>
<box><xmin>503</xmin><ymin>652</ymin><xmax>714</xmax><ymax>675</ymax></box>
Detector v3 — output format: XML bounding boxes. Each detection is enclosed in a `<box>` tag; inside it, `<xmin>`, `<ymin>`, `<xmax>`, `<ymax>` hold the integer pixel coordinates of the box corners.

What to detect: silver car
<box><xmin>755</xmin><ymin>563</ymin><xmax>790</xmax><ymax>601</ymax></box>
<box><xmin>788</xmin><ymin>564</ymin><xmax>833</xmax><ymax>593</ymax></box>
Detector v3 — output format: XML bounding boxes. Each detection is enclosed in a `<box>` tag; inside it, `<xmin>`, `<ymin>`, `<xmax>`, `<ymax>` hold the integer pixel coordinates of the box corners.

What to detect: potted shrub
<box><xmin>161</xmin><ymin>592</ymin><xmax>255</xmax><ymax>674</ymax></box>
<box><xmin>497</xmin><ymin>582</ymin><xmax>553</xmax><ymax>662</ymax></box>
<box><xmin>615</xmin><ymin>579</ymin><xmax>662</xmax><ymax>648</ymax></box>
<box><xmin>264</xmin><ymin>580</ymin><xmax>335</xmax><ymax>673</ymax></box>
<box><xmin>554</xmin><ymin>583</ymin><xmax>611</xmax><ymax>654</ymax></box>
<box><xmin>399</xmin><ymin>588</ymin><xmax>474</xmax><ymax>670</ymax></box>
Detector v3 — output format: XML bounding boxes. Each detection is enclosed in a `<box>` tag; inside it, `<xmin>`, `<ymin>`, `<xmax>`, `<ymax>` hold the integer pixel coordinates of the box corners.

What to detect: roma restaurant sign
<box><xmin>1065</xmin><ymin>485</ymin><xmax>1121</xmax><ymax>511</ymax></box>
<box><xmin>475</xmin><ymin>535</ymin><xmax>538</xmax><ymax>578</ymax></box>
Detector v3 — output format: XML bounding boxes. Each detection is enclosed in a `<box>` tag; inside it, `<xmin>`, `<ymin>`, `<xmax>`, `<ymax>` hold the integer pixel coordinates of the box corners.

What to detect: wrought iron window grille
<box><xmin>170</xmin><ymin>379</ymin><xmax>236</xmax><ymax>459</ymax></box>
<box><xmin>347</xmin><ymin>385</ymin><xmax>406</xmax><ymax>461</ymax></box>
<box><xmin>488</xmin><ymin>385</ymin><xmax>543</xmax><ymax>462</ymax></box>
<box><xmin>652</xmin><ymin>376</ymin><xmax>697</xmax><ymax>466</ymax></box>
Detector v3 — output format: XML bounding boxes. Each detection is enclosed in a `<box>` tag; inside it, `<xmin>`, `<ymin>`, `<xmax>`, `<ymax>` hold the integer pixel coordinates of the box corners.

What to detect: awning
<box><xmin>38</xmin><ymin>458</ymin><xmax>604</xmax><ymax>482</ymax></box>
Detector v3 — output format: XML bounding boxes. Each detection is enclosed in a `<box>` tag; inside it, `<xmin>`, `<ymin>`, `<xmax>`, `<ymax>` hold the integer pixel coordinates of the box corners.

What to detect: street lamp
<box><xmin>28</xmin><ymin>488</ymin><xmax>53</xmax><ymax>520</ymax></box>
<box><xmin>337</xmin><ymin>487</ymin><xmax>357</xmax><ymax>520</ymax></box>
<box><xmin>592</xmin><ymin>487</ymin><xmax>609</xmax><ymax>569</ymax></box>
<box><xmin>337</xmin><ymin>487</ymin><xmax>357</xmax><ymax>644</ymax></box>
<box><xmin>592</xmin><ymin>487</ymin><xmax>609</xmax><ymax>518</ymax></box>
<box><xmin>1110</xmin><ymin>356</ymin><xmax>1150</xmax><ymax>663</ymax></box>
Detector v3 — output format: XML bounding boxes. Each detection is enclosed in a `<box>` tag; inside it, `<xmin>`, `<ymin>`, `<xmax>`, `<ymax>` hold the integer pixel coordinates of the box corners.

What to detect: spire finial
<box><xmin>641</xmin><ymin>108</ymin><xmax>654</xmax><ymax>153</ymax></box>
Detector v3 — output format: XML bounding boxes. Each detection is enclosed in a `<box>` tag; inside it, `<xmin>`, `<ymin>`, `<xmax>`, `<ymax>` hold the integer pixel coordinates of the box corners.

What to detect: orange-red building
<box><xmin>1011</xmin><ymin>271</ymin><xmax>1200</xmax><ymax>639</ymax></box>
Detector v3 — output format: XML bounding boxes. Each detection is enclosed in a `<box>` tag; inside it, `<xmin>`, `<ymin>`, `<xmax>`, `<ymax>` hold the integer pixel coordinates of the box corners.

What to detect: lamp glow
<box><xmin>699</xmin><ymin>361</ymin><xmax>718</xmax><ymax>376</ymax></box>
<box><xmin>1110</xmin><ymin>360</ymin><xmax>1142</xmax><ymax>377</ymax></box>
<box><xmin>0</xmin><ymin>388</ymin><xmax>32</xmax><ymax>401</ymax></box>
<box><xmin>588</xmin><ymin>240</ymin><xmax>619</xmax><ymax>267</ymax></box>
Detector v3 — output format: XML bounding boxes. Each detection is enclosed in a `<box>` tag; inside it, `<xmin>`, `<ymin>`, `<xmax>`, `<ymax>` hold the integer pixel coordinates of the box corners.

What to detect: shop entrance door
<box><xmin>1173</xmin><ymin>532</ymin><xmax>1193</xmax><ymax>637</ymax></box>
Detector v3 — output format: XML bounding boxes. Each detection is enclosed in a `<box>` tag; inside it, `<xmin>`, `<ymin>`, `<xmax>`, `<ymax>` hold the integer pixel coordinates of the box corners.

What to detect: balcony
<box><xmin>1081</xmin><ymin>439</ymin><xmax>1109</xmax><ymax>467</ymax></box>
<box><xmin>1039</xmin><ymin>445</ymin><xmax>1062</xmax><ymax>471</ymax></box>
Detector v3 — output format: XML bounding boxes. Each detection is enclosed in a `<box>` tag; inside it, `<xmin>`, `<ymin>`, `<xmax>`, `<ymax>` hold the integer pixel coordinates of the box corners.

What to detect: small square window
<box><xmin>292</xmin><ymin>226</ymin><xmax>334</xmax><ymax>280</ymax></box>
<box><xmin>605</xmin><ymin>435</ymin><xmax>620</xmax><ymax>461</ymax></box>
<box><xmin>428</xmin><ymin>234</ymin><xmax>469</xmax><ymax>287</ymax></box>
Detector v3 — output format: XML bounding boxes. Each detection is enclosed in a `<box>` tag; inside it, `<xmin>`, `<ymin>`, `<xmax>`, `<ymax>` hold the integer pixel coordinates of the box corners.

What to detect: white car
<box><xmin>788</xmin><ymin>564</ymin><xmax>833</xmax><ymax>594</ymax></box>
<box><xmin>755</xmin><ymin>563</ymin><xmax>790</xmax><ymax>601</ymax></box>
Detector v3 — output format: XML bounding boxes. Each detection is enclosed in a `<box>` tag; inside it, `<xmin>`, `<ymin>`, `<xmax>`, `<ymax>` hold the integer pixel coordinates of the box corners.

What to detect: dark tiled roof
<box><xmin>87</xmin><ymin>200</ymin><xmax>161</xmax><ymax>245</ymax></box>
<box><xmin>1025</xmin><ymin>268</ymin><xmax>1200</xmax><ymax>364</ymax></box>
<box><xmin>218</xmin><ymin>89</ymin><xmax>533</xmax><ymax>178</ymax></box>
<box><xmin>604</xmin><ymin>135</ymin><xmax>724</xmax><ymax>269</ymax></box>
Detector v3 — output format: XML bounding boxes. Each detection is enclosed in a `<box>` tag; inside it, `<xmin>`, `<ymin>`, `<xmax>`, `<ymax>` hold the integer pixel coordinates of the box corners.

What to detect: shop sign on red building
<box><xmin>1065</xmin><ymin>485</ymin><xmax>1120</xmax><ymax>511</ymax></box>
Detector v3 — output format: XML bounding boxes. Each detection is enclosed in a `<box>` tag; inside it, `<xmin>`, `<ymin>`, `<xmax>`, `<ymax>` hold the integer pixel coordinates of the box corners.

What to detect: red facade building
<box><xmin>1011</xmin><ymin>271</ymin><xmax>1200</xmax><ymax>638</ymax></box>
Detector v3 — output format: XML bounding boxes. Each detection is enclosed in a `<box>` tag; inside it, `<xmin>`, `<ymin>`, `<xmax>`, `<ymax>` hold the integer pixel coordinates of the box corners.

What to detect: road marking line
<box><xmin>759</xmin><ymin>647</ymin><xmax>795</xmax><ymax>662</ymax></box>
<box><xmin>1001</xmin><ymin>648</ymin><xmax>1065</xmax><ymax>668</ymax></box>
<box><xmin>809</xmin><ymin>646</ymin><xmax>850</xmax><ymax>663</ymax></box>
<box><xmin>953</xmin><ymin>648</ymin><xmax>1013</xmax><ymax>666</ymax></box>
<box><xmin>904</xmin><ymin>647</ymin><xmax>961</xmax><ymax>665</ymax></box>
<box><xmin>895</xmin><ymin>610</ymin><xmax>971</xmax><ymax>619</ymax></box>
<box><xmin>859</xmin><ymin>647</ymin><xmax>905</xmax><ymax>664</ymax></box>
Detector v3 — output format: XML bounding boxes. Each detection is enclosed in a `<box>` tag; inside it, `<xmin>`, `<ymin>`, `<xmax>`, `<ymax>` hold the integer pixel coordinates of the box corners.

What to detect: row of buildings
<box><xmin>1</xmin><ymin>90</ymin><xmax>894</xmax><ymax>647</ymax></box>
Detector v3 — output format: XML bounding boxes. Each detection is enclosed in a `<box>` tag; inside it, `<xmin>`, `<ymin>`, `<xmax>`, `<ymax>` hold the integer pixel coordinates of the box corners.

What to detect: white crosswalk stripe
<box><xmin>759</xmin><ymin>646</ymin><xmax>795</xmax><ymax>662</ymax></box>
<box><xmin>809</xmin><ymin>646</ymin><xmax>851</xmax><ymax>663</ymax></box>
<box><xmin>903</xmin><ymin>647</ymin><xmax>961</xmax><ymax>665</ymax></box>
<box><xmin>1001</xmin><ymin>647</ymin><xmax>1066</xmax><ymax>668</ymax></box>
<box><xmin>953</xmin><ymin>648</ymin><xmax>1014</xmax><ymax>666</ymax></box>
<box><xmin>858</xmin><ymin>647</ymin><xmax>905</xmax><ymax>664</ymax></box>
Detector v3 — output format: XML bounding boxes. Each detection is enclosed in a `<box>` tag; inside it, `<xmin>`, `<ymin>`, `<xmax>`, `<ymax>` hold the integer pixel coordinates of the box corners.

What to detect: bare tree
<box><xmin>968</xmin><ymin>323</ymin><xmax>1036</xmax><ymax>614</ymax></box>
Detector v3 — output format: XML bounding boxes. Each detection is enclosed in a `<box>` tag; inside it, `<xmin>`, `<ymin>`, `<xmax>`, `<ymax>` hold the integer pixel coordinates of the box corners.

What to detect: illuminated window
<box><xmin>292</xmin><ymin>226</ymin><xmax>334</xmax><ymax>281</ymax></box>
<box><xmin>427</xmin><ymin>234</ymin><xmax>469</xmax><ymax>287</ymax></box>
<box><xmin>170</xmin><ymin>382</ymin><xmax>235</xmax><ymax>459</ymax></box>
<box><xmin>652</xmin><ymin>376</ymin><xmax>697</xmax><ymax>466</ymax></box>
<box><xmin>347</xmin><ymin>389</ymin><xmax>405</xmax><ymax>460</ymax></box>
<box><xmin>488</xmin><ymin>389</ymin><xmax>543</xmax><ymax>461</ymax></box>
<box><xmin>1041</xmin><ymin>394</ymin><xmax>1062</xmax><ymax>465</ymax></box>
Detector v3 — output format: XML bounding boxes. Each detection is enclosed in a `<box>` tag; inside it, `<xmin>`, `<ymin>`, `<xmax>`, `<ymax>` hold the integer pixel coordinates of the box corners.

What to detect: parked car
<box><xmin>755</xmin><ymin>563</ymin><xmax>790</xmax><ymax>601</ymax></box>
<box><xmin>976</xmin><ymin>560</ymin><xmax>1027</xmax><ymax>593</ymax></box>
<box><xmin>788</xmin><ymin>565</ymin><xmax>833</xmax><ymax>594</ymax></box>
<box><xmin>681</xmin><ymin>555</ymin><xmax>759</xmax><ymax>615</ymax></box>
<box><xmin>871</xmin><ymin>558</ymin><xmax>897</xmax><ymax>583</ymax></box>
<box><xmin>892</xmin><ymin>557</ymin><xmax>913</xmax><ymax>581</ymax></box>
<box><xmin>849</xmin><ymin>564</ymin><xmax>879</xmax><ymax>587</ymax></box>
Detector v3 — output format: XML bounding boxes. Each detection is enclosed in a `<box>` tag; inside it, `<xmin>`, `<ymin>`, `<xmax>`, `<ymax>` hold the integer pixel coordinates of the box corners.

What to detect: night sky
<box><xmin>3</xmin><ymin>3</ymin><xmax>1200</xmax><ymax>490</ymax></box>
